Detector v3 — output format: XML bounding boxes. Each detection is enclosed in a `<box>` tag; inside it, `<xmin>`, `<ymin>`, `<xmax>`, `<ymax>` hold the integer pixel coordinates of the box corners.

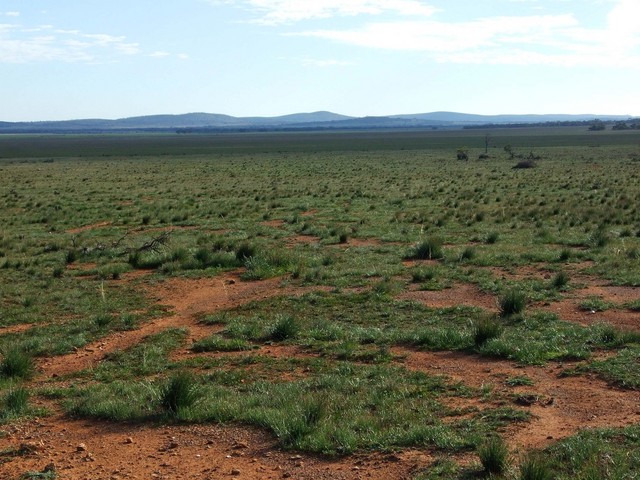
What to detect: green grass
<box><xmin>1</xmin><ymin>131</ymin><xmax>640</xmax><ymax>475</ymax></box>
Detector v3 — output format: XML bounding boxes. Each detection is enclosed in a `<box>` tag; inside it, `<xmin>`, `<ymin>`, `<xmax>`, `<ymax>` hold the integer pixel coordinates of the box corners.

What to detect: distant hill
<box><xmin>0</xmin><ymin>111</ymin><xmax>633</xmax><ymax>134</ymax></box>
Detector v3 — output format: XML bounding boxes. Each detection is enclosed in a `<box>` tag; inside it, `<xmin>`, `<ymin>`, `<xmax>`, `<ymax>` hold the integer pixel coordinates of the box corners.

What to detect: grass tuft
<box><xmin>160</xmin><ymin>372</ymin><xmax>200</xmax><ymax>416</ymax></box>
<box><xmin>499</xmin><ymin>289</ymin><xmax>526</xmax><ymax>317</ymax></box>
<box><xmin>0</xmin><ymin>348</ymin><xmax>34</xmax><ymax>379</ymax></box>
<box><xmin>478</xmin><ymin>436</ymin><xmax>509</xmax><ymax>475</ymax></box>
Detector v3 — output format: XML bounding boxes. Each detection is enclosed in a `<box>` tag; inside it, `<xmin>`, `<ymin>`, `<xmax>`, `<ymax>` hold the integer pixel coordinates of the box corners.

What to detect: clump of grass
<box><xmin>485</xmin><ymin>232</ymin><xmax>499</xmax><ymax>244</ymax></box>
<box><xmin>579</xmin><ymin>297</ymin><xmax>612</xmax><ymax>312</ymax></box>
<box><xmin>235</xmin><ymin>242</ymin><xmax>256</xmax><ymax>261</ymax></box>
<box><xmin>409</xmin><ymin>237</ymin><xmax>444</xmax><ymax>260</ymax></box>
<box><xmin>473</xmin><ymin>317</ymin><xmax>503</xmax><ymax>347</ymax></box>
<box><xmin>267</xmin><ymin>315</ymin><xmax>299</xmax><ymax>341</ymax></box>
<box><xmin>2</xmin><ymin>387</ymin><xmax>30</xmax><ymax>418</ymax></box>
<box><xmin>411</xmin><ymin>267</ymin><xmax>436</xmax><ymax>283</ymax></box>
<box><xmin>0</xmin><ymin>348</ymin><xmax>34</xmax><ymax>379</ymax></box>
<box><xmin>557</xmin><ymin>248</ymin><xmax>572</xmax><ymax>262</ymax></box>
<box><xmin>505</xmin><ymin>375</ymin><xmax>534</xmax><ymax>387</ymax></box>
<box><xmin>518</xmin><ymin>454</ymin><xmax>554</xmax><ymax>480</ymax></box>
<box><xmin>459</xmin><ymin>246</ymin><xmax>476</xmax><ymax>261</ymax></box>
<box><xmin>160</xmin><ymin>372</ymin><xmax>200</xmax><ymax>416</ymax></box>
<box><xmin>499</xmin><ymin>289</ymin><xmax>526</xmax><ymax>317</ymax></box>
<box><xmin>589</xmin><ymin>227</ymin><xmax>610</xmax><ymax>248</ymax></box>
<box><xmin>478</xmin><ymin>436</ymin><xmax>510</xmax><ymax>475</ymax></box>
<box><xmin>550</xmin><ymin>271</ymin><xmax>569</xmax><ymax>290</ymax></box>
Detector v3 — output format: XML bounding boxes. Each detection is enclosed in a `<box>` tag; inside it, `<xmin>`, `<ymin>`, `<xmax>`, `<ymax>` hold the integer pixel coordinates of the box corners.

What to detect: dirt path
<box><xmin>37</xmin><ymin>272</ymin><xmax>294</xmax><ymax>378</ymax></box>
<box><xmin>394</xmin><ymin>348</ymin><xmax>640</xmax><ymax>451</ymax></box>
<box><xmin>0</xmin><ymin>415</ymin><xmax>427</xmax><ymax>480</ymax></box>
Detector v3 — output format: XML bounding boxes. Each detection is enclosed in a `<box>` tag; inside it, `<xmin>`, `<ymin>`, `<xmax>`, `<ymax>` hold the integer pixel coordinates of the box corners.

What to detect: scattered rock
<box><xmin>76</xmin><ymin>443</ymin><xmax>87</xmax><ymax>452</ymax></box>
<box><xmin>124</xmin><ymin>437</ymin><xmax>134</xmax><ymax>444</ymax></box>
<box><xmin>231</xmin><ymin>468</ymin><xmax>241</xmax><ymax>475</ymax></box>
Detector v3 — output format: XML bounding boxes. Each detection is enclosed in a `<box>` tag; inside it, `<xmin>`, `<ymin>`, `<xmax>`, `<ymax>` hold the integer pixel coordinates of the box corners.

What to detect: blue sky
<box><xmin>1</xmin><ymin>0</ymin><xmax>639</xmax><ymax>121</ymax></box>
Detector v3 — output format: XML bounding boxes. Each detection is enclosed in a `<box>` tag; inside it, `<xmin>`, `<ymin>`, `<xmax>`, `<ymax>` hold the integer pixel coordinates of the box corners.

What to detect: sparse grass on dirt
<box><xmin>1</xmin><ymin>129</ymin><xmax>639</xmax><ymax>478</ymax></box>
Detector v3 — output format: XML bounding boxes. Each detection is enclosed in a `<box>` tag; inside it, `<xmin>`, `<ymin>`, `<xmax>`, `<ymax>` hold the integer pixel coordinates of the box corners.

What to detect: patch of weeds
<box><xmin>505</xmin><ymin>375</ymin><xmax>534</xmax><ymax>387</ymax></box>
<box><xmin>546</xmin><ymin>424</ymin><xmax>640</xmax><ymax>478</ymax></box>
<box><xmin>626</xmin><ymin>299</ymin><xmax>640</xmax><ymax>311</ymax></box>
<box><xmin>579</xmin><ymin>346</ymin><xmax>640</xmax><ymax>389</ymax></box>
<box><xmin>20</xmin><ymin>468</ymin><xmax>57</xmax><ymax>480</ymax></box>
<box><xmin>477</xmin><ymin>436</ymin><xmax>509</xmax><ymax>475</ymax></box>
<box><xmin>579</xmin><ymin>296</ymin><xmax>614</xmax><ymax>312</ymax></box>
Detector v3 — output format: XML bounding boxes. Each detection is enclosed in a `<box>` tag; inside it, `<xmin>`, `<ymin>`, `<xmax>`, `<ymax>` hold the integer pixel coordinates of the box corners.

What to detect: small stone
<box><xmin>76</xmin><ymin>443</ymin><xmax>87</xmax><ymax>452</ymax></box>
<box><xmin>124</xmin><ymin>437</ymin><xmax>133</xmax><ymax>444</ymax></box>
<box><xmin>232</xmin><ymin>441</ymin><xmax>249</xmax><ymax>449</ymax></box>
<box><xmin>231</xmin><ymin>468</ymin><xmax>241</xmax><ymax>475</ymax></box>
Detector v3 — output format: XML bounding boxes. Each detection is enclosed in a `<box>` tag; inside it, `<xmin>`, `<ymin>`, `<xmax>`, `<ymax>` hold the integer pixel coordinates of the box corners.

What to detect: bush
<box><xmin>409</xmin><ymin>237</ymin><xmax>443</xmax><ymax>260</ymax></box>
<box><xmin>478</xmin><ymin>436</ymin><xmax>509</xmax><ymax>475</ymax></box>
<box><xmin>499</xmin><ymin>289</ymin><xmax>526</xmax><ymax>317</ymax></box>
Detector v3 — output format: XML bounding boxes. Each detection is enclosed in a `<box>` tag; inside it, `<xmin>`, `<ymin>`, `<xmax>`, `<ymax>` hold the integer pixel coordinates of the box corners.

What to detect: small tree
<box><xmin>588</xmin><ymin>119</ymin><xmax>606</xmax><ymax>131</ymax></box>
<box><xmin>456</xmin><ymin>148</ymin><xmax>469</xmax><ymax>161</ymax></box>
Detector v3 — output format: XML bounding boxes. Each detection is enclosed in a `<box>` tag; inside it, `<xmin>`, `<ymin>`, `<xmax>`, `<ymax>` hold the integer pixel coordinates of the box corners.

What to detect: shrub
<box><xmin>160</xmin><ymin>372</ymin><xmax>199</xmax><ymax>416</ymax></box>
<box><xmin>478</xmin><ymin>436</ymin><xmax>509</xmax><ymax>475</ymax></box>
<box><xmin>499</xmin><ymin>289</ymin><xmax>526</xmax><ymax>317</ymax></box>
<box><xmin>513</xmin><ymin>160</ymin><xmax>536</xmax><ymax>169</ymax></box>
<box><xmin>411</xmin><ymin>267</ymin><xmax>436</xmax><ymax>283</ymax></box>
<box><xmin>0</xmin><ymin>348</ymin><xmax>34</xmax><ymax>379</ymax></box>
<box><xmin>410</xmin><ymin>237</ymin><xmax>443</xmax><ymax>260</ymax></box>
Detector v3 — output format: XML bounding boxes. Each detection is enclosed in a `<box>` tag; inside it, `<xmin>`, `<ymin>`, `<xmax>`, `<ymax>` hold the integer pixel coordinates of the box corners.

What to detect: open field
<box><xmin>1</xmin><ymin>127</ymin><xmax>640</xmax><ymax>479</ymax></box>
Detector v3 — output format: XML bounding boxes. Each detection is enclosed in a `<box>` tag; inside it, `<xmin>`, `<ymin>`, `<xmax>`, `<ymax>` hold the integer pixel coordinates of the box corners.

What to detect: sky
<box><xmin>1</xmin><ymin>0</ymin><xmax>639</xmax><ymax>121</ymax></box>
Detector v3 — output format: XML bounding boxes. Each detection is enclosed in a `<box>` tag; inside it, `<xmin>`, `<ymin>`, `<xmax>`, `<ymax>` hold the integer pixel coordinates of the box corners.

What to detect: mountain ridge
<box><xmin>0</xmin><ymin>111</ymin><xmax>634</xmax><ymax>133</ymax></box>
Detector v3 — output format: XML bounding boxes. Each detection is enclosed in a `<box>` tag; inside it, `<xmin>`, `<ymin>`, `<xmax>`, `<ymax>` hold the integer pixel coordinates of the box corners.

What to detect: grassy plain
<box><xmin>1</xmin><ymin>127</ymin><xmax>639</xmax><ymax>478</ymax></box>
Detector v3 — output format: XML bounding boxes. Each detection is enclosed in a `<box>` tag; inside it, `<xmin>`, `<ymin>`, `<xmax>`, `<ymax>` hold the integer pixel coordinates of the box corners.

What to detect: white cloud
<box><xmin>290</xmin><ymin>0</ymin><xmax>640</xmax><ymax>69</ymax></box>
<box><xmin>150</xmin><ymin>51</ymin><xmax>171</xmax><ymax>58</ymax></box>
<box><xmin>0</xmin><ymin>23</ymin><xmax>145</xmax><ymax>63</ymax></box>
<box><xmin>3</xmin><ymin>11</ymin><xmax>20</xmax><ymax>17</ymax></box>
<box><xmin>299</xmin><ymin>57</ymin><xmax>354</xmax><ymax>67</ymax></box>
<box><xmin>217</xmin><ymin>0</ymin><xmax>437</xmax><ymax>24</ymax></box>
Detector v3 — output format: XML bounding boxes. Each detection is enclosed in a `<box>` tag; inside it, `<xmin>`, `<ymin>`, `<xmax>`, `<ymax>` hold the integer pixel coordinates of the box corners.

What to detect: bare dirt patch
<box><xmin>0</xmin><ymin>323</ymin><xmax>35</xmax><ymax>336</ymax></box>
<box><xmin>396</xmin><ymin>283</ymin><xmax>498</xmax><ymax>312</ymax></box>
<box><xmin>394</xmin><ymin>348</ymin><xmax>640</xmax><ymax>451</ymax></box>
<box><xmin>0</xmin><ymin>416</ymin><xmax>425</xmax><ymax>480</ymax></box>
<box><xmin>66</xmin><ymin>221</ymin><xmax>112</xmax><ymax>234</ymax></box>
